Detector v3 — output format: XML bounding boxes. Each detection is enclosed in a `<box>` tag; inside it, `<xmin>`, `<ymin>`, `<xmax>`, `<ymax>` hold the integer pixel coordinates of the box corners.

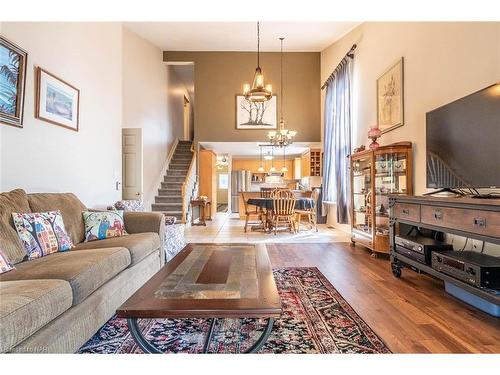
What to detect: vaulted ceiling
<box><xmin>124</xmin><ymin>22</ymin><xmax>360</xmax><ymax>52</ymax></box>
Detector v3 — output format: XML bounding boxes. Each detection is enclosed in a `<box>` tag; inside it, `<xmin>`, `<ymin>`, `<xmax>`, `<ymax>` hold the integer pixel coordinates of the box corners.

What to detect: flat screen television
<box><xmin>426</xmin><ymin>83</ymin><xmax>500</xmax><ymax>189</ymax></box>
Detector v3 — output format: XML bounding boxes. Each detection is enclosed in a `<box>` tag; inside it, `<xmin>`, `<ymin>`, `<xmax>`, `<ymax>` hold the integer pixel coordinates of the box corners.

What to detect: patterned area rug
<box><xmin>78</xmin><ymin>268</ymin><xmax>391</xmax><ymax>354</ymax></box>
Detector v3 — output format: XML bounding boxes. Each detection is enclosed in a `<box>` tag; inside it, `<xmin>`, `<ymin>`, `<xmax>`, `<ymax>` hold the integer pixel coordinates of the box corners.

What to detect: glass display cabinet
<box><xmin>350</xmin><ymin>142</ymin><xmax>413</xmax><ymax>256</ymax></box>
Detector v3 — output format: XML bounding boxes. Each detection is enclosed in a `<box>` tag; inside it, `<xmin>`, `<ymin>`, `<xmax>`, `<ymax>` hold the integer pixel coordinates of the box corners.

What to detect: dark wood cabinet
<box><xmin>389</xmin><ymin>194</ymin><xmax>500</xmax><ymax>306</ymax></box>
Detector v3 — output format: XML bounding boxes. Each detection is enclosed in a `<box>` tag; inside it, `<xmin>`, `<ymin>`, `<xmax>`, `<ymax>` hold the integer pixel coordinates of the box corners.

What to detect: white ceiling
<box><xmin>124</xmin><ymin>22</ymin><xmax>360</xmax><ymax>52</ymax></box>
<box><xmin>200</xmin><ymin>142</ymin><xmax>322</xmax><ymax>158</ymax></box>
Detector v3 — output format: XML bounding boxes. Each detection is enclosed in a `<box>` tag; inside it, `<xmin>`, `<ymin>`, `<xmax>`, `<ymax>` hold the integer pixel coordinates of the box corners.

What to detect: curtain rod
<box><xmin>321</xmin><ymin>44</ymin><xmax>356</xmax><ymax>90</ymax></box>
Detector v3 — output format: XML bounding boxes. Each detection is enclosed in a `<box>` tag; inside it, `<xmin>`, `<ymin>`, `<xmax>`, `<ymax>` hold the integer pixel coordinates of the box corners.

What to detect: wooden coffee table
<box><xmin>117</xmin><ymin>243</ymin><xmax>282</xmax><ymax>353</ymax></box>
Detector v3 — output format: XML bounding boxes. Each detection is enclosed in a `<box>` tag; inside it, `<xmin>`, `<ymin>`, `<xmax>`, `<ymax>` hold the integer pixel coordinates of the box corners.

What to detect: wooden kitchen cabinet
<box><xmin>198</xmin><ymin>149</ymin><xmax>217</xmax><ymax>218</ymax></box>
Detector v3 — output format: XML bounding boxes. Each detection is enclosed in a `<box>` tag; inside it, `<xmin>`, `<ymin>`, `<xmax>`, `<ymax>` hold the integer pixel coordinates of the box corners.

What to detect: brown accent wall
<box><xmin>164</xmin><ymin>51</ymin><xmax>321</xmax><ymax>143</ymax></box>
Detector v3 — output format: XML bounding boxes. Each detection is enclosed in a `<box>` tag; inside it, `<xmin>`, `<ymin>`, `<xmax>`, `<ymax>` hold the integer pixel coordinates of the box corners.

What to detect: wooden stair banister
<box><xmin>181</xmin><ymin>143</ymin><xmax>197</xmax><ymax>224</ymax></box>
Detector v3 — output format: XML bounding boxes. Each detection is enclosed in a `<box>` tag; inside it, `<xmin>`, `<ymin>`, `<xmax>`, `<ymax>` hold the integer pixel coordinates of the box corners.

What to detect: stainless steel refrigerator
<box><xmin>231</xmin><ymin>170</ymin><xmax>252</xmax><ymax>213</ymax></box>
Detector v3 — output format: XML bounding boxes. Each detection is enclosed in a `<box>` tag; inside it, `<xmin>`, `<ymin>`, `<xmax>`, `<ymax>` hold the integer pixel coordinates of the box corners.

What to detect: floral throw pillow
<box><xmin>12</xmin><ymin>211</ymin><xmax>74</xmax><ymax>260</ymax></box>
<box><xmin>0</xmin><ymin>249</ymin><xmax>15</xmax><ymax>274</ymax></box>
<box><xmin>82</xmin><ymin>211</ymin><xmax>127</xmax><ymax>242</ymax></box>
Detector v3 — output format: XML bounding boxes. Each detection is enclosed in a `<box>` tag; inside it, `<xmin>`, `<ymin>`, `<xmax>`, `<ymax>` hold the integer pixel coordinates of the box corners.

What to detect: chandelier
<box><xmin>242</xmin><ymin>22</ymin><xmax>272</xmax><ymax>103</ymax></box>
<box><xmin>267</xmin><ymin>37</ymin><xmax>297</xmax><ymax>147</ymax></box>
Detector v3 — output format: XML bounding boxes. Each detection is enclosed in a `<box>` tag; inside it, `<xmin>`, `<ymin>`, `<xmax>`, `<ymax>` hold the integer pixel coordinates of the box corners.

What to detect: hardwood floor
<box><xmin>184</xmin><ymin>214</ymin><xmax>499</xmax><ymax>353</ymax></box>
<box><xmin>266</xmin><ymin>242</ymin><xmax>500</xmax><ymax>354</ymax></box>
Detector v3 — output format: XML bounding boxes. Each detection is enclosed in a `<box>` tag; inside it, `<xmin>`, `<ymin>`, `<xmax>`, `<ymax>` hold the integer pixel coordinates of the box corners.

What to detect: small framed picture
<box><xmin>236</xmin><ymin>95</ymin><xmax>277</xmax><ymax>130</ymax></box>
<box><xmin>36</xmin><ymin>67</ymin><xmax>80</xmax><ymax>131</ymax></box>
<box><xmin>0</xmin><ymin>36</ymin><xmax>28</xmax><ymax>128</ymax></box>
<box><xmin>377</xmin><ymin>57</ymin><xmax>404</xmax><ymax>133</ymax></box>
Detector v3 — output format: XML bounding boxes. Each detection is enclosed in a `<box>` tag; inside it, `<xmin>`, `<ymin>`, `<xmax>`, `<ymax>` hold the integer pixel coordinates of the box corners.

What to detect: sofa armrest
<box><xmin>124</xmin><ymin>212</ymin><xmax>166</xmax><ymax>266</ymax></box>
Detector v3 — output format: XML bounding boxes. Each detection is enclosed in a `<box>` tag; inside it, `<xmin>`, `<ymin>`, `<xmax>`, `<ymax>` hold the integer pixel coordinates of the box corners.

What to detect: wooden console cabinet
<box><xmin>389</xmin><ymin>195</ymin><xmax>500</xmax><ymax>306</ymax></box>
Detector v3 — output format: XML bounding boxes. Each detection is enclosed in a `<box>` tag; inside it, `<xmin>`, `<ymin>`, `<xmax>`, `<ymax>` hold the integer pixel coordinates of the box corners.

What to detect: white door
<box><xmin>122</xmin><ymin>128</ymin><xmax>143</xmax><ymax>201</ymax></box>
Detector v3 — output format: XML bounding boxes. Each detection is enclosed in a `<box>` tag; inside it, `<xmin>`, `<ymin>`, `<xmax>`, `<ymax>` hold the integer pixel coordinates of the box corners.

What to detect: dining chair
<box><xmin>241</xmin><ymin>192</ymin><xmax>263</xmax><ymax>233</ymax></box>
<box><xmin>271</xmin><ymin>189</ymin><xmax>297</xmax><ymax>235</ymax></box>
<box><xmin>295</xmin><ymin>188</ymin><xmax>319</xmax><ymax>232</ymax></box>
<box><xmin>260</xmin><ymin>187</ymin><xmax>275</xmax><ymax>198</ymax></box>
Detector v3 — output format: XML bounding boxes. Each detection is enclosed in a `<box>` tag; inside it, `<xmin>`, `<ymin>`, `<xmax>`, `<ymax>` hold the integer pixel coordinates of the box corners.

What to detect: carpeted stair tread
<box><xmin>151</xmin><ymin>141</ymin><xmax>195</xmax><ymax>222</ymax></box>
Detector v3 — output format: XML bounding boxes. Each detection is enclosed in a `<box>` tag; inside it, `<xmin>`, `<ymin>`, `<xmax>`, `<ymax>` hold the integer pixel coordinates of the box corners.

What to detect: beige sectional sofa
<box><xmin>0</xmin><ymin>189</ymin><xmax>165</xmax><ymax>353</ymax></box>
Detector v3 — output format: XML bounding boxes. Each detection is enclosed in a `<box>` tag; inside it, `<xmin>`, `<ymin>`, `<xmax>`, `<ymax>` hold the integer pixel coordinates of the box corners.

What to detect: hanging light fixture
<box><xmin>281</xmin><ymin>146</ymin><xmax>288</xmax><ymax>172</ymax></box>
<box><xmin>269</xmin><ymin>146</ymin><xmax>276</xmax><ymax>172</ymax></box>
<box><xmin>243</xmin><ymin>22</ymin><xmax>272</xmax><ymax>103</ymax></box>
<box><xmin>268</xmin><ymin>37</ymin><xmax>297</xmax><ymax>147</ymax></box>
<box><xmin>258</xmin><ymin>146</ymin><xmax>265</xmax><ymax>172</ymax></box>
<box><xmin>216</xmin><ymin>154</ymin><xmax>229</xmax><ymax>170</ymax></box>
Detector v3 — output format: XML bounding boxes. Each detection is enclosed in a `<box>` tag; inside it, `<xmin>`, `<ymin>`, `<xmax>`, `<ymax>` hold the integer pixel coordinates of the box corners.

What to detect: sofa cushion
<box><xmin>12</xmin><ymin>211</ymin><xmax>74</xmax><ymax>260</ymax></box>
<box><xmin>0</xmin><ymin>249</ymin><xmax>16</xmax><ymax>274</ymax></box>
<box><xmin>82</xmin><ymin>210</ymin><xmax>127</xmax><ymax>242</ymax></box>
<box><xmin>0</xmin><ymin>189</ymin><xmax>31</xmax><ymax>264</ymax></box>
<box><xmin>27</xmin><ymin>193</ymin><xmax>87</xmax><ymax>245</ymax></box>
<box><xmin>0</xmin><ymin>248</ymin><xmax>131</xmax><ymax>305</ymax></box>
<box><xmin>74</xmin><ymin>232</ymin><xmax>159</xmax><ymax>266</ymax></box>
<box><xmin>0</xmin><ymin>279</ymin><xmax>72</xmax><ymax>353</ymax></box>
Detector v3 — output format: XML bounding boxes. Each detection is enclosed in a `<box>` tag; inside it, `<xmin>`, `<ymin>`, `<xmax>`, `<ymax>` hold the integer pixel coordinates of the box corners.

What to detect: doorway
<box><xmin>168</xmin><ymin>62</ymin><xmax>194</xmax><ymax>141</ymax></box>
<box><xmin>216</xmin><ymin>166</ymin><xmax>229</xmax><ymax>213</ymax></box>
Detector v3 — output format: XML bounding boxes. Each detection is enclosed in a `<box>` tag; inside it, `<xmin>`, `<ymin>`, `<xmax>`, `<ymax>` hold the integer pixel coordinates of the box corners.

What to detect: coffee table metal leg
<box><xmin>127</xmin><ymin>318</ymin><xmax>163</xmax><ymax>354</ymax></box>
<box><xmin>203</xmin><ymin>318</ymin><xmax>217</xmax><ymax>353</ymax></box>
<box><xmin>127</xmin><ymin>317</ymin><xmax>274</xmax><ymax>354</ymax></box>
<box><xmin>244</xmin><ymin>318</ymin><xmax>275</xmax><ymax>353</ymax></box>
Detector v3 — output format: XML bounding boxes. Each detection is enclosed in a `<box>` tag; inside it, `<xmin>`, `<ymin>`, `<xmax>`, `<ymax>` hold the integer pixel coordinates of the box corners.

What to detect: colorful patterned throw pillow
<box><xmin>82</xmin><ymin>210</ymin><xmax>127</xmax><ymax>242</ymax></box>
<box><xmin>0</xmin><ymin>249</ymin><xmax>16</xmax><ymax>274</ymax></box>
<box><xmin>12</xmin><ymin>211</ymin><xmax>74</xmax><ymax>260</ymax></box>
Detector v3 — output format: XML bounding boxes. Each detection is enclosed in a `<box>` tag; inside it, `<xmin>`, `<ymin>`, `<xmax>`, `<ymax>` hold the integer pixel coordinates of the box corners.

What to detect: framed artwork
<box><xmin>0</xmin><ymin>36</ymin><xmax>27</xmax><ymax>128</ymax></box>
<box><xmin>236</xmin><ymin>95</ymin><xmax>277</xmax><ymax>130</ymax></box>
<box><xmin>377</xmin><ymin>57</ymin><xmax>404</xmax><ymax>133</ymax></box>
<box><xmin>36</xmin><ymin>67</ymin><xmax>80</xmax><ymax>131</ymax></box>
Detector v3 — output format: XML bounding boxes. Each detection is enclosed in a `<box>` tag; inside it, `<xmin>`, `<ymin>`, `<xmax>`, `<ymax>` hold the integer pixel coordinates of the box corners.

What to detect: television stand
<box><xmin>423</xmin><ymin>188</ymin><xmax>465</xmax><ymax>196</ymax></box>
<box><xmin>470</xmin><ymin>193</ymin><xmax>500</xmax><ymax>200</ymax></box>
<box><xmin>389</xmin><ymin>195</ymin><xmax>500</xmax><ymax>316</ymax></box>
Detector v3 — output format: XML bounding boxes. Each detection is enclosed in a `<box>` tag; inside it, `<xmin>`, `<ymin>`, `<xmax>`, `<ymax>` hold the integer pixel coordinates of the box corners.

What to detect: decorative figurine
<box><xmin>353</xmin><ymin>145</ymin><xmax>366</xmax><ymax>153</ymax></box>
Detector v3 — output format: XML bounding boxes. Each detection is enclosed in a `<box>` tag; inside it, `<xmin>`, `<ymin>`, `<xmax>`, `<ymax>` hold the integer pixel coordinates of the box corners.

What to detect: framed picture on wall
<box><xmin>377</xmin><ymin>57</ymin><xmax>404</xmax><ymax>133</ymax></box>
<box><xmin>36</xmin><ymin>67</ymin><xmax>80</xmax><ymax>131</ymax></box>
<box><xmin>0</xmin><ymin>36</ymin><xmax>27</xmax><ymax>128</ymax></box>
<box><xmin>236</xmin><ymin>95</ymin><xmax>277</xmax><ymax>130</ymax></box>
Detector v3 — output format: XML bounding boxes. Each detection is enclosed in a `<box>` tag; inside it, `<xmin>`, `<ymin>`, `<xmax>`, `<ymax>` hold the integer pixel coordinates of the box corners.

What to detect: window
<box><xmin>218</xmin><ymin>173</ymin><xmax>229</xmax><ymax>189</ymax></box>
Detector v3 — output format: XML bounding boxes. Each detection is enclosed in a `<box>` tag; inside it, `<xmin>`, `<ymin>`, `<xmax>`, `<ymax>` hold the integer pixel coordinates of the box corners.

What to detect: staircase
<box><xmin>152</xmin><ymin>140</ymin><xmax>194</xmax><ymax>221</ymax></box>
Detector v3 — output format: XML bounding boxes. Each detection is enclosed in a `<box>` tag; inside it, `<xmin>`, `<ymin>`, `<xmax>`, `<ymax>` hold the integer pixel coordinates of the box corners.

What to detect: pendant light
<box><xmin>269</xmin><ymin>146</ymin><xmax>276</xmax><ymax>172</ymax></box>
<box><xmin>258</xmin><ymin>146</ymin><xmax>265</xmax><ymax>172</ymax></box>
<box><xmin>243</xmin><ymin>22</ymin><xmax>272</xmax><ymax>103</ymax></box>
<box><xmin>267</xmin><ymin>37</ymin><xmax>297</xmax><ymax>147</ymax></box>
<box><xmin>281</xmin><ymin>146</ymin><xmax>288</xmax><ymax>172</ymax></box>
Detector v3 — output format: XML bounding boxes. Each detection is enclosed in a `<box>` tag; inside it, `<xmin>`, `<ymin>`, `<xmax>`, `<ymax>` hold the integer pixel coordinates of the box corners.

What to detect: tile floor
<box><xmin>185</xmin><ymin>212</ymin><xmax>351</xmax><ymax>244</ymax></box>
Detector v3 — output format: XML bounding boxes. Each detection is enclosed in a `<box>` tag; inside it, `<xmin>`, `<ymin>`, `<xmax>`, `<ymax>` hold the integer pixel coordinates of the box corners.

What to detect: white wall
<box><xmin>321</xmin><ymin>22</ymin><xmax>500</xmax><ymax>230</ymax></box>
<box><xmin>1</xmin><ymin>23</ymin><xmax>122</xmax><ymax>208</ymax></box>
<box><xmin>122</xmin><ymin>28</ymin><xmax>184</xmax><ymax>209</ymax></box>
<box><xmin>1</xmin><ymin>23</ymin><xmax>188</xmax><ymax>209</ymax></box>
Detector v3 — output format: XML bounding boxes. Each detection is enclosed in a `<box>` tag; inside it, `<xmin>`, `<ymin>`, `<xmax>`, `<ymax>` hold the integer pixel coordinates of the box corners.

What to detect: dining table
<box><xmin>246</xmin><ymin>197</ymin><xmax>315</xmax><ymax>233</ymax></box>
<box><xmin>247</xmin><ymin>197</ymin><xmax>315</xmax><ymax>211</ymax></box>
